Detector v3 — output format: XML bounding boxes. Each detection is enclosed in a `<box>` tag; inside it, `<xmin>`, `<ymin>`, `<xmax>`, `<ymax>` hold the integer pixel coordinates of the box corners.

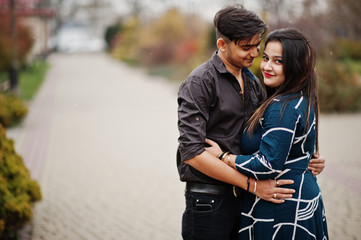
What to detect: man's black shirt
<box><xmin>177</xmin><ymin>51</ymin><xmax>266</xmax><ymax>184</ymax></box>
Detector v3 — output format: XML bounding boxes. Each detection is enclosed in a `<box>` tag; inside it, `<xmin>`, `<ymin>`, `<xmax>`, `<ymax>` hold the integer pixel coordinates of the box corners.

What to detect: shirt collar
<box><xmin>211</xmin><ymin>51</ymin><xmax>228</xmax><ymax>74</ymax></box>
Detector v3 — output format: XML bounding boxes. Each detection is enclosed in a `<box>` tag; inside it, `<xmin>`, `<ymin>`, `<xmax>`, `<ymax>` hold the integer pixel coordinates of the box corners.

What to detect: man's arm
<box><xmin>185</xmin><ymin>151</ymin><xmax>295</xmax><ymax>203</ymax></box>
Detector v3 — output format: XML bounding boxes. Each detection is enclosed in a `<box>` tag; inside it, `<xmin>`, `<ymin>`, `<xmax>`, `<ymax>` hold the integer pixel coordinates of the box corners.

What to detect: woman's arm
<box><xmin>186</xmin><ymin>150</ymin><xmax>295</xmax><ymax>203</ymax></box>
<box><xmin>235</xmin><ymin>103</ymin><xmax>300</xmax><ymax>180</ymax></box>
<box><xmin>206</xmin><ymin>100</ymin><xmax>301</xmax><ymax>180</ymax></box>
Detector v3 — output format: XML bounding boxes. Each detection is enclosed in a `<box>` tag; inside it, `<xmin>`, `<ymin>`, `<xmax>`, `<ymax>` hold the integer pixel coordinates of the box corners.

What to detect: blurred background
<box><xmin>0</xmin><ymin>0</ymin><xmax>361</xmax><ymax>239</ymax></box>
<box><xmin>0</xmin><ymin>0</ymin><xmax>361</xmax><ymax>111</ymax></box>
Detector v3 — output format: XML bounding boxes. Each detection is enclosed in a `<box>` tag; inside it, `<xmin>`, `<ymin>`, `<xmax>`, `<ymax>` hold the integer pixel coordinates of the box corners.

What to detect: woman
<box><xmin>206</xmin><ymin>28</ymin><xmax>328</xmax><ymax>239</ymax></box>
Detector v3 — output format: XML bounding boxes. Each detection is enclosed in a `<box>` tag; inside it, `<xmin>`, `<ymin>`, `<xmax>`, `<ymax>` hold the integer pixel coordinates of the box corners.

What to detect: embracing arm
<box><xmin>178</xmin><ymin>77</ymin><xmax>294</xmax><ymax>202</ymax></box>
<box><xmin>208</xmin><ymin>99</ymin><xmax>322</xmax><ymax>182</ymax></box>
<box><xmin>186</xmin><ymin>150</ymin><xmax>294</xmax><ymax>203</ymax></box>
<box><xmin>223</xmin><ymin>143</ymin><xmax>326</xmax><ymax>177</ymax></box>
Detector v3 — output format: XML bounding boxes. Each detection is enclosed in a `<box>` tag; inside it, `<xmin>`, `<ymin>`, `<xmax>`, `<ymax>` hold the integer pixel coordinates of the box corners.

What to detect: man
<box><xmin>177</xmin><ymin>4</ymin><xmax>325</xmax><ymax>240</ymax></box>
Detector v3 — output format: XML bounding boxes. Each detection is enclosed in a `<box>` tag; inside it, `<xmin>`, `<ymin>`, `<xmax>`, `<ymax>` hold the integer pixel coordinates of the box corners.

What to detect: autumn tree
<box><xmin>328</xmin><ymin>0</ymin><xmax>361</xmax><ymax>41</ymax></box>
<box><xmin>0</xmin><ymin>15</ymin><xmax>34</xmax><ymax>82</ymax></box>
<box><xmin>0</xmin><ymin>0</ymin><xmax>53</xmax><ymax>92</ymax></box>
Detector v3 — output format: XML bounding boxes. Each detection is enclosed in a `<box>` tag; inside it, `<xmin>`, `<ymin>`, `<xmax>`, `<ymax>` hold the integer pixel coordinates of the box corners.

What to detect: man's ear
<box><xmin>217</xmin><ymin>38</ymin><xmax>227</xmax><ymax>52</ymax></box>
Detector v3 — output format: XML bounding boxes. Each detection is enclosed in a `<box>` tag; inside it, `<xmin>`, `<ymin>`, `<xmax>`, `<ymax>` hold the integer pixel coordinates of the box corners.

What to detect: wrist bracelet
<box><xmin>221</xmin><ymin>152</ymin><xmax>229</xmax><ymax>162</ymax></box>
<box><xmin>226</xmin><ymin>154</ymin><xmax>232</xmax><ymax>167</ymax></box>
<box><xmin>218</xmin><ymin>152</ymin><xmax>227</xmax><ymax>160</ymax></box>
<box><xmin>246</xmin><ymin>177</ymin><xmax>250</xmax><ymax>192</ymax></box>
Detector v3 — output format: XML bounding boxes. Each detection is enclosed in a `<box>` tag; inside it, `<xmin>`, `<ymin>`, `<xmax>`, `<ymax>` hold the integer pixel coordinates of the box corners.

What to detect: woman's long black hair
<box><xmin>247</xmin><ymin>28</ymin><xmax>319</xmax><ymax>152</ymax></box>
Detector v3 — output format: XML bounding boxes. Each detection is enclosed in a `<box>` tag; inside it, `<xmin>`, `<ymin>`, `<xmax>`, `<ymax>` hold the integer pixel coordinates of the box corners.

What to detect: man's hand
<box><xmin>205</xmin><ymin>138</ymin><xmax>223</xmax><ymax>157</ymax></box>
<box><xmin>308</xmin><ymin>153</ymin><xmax>325</xmax><ymax>176</ymax></box>
<box><xmin>255</xmin><ymin>179</ymin><xmax>295</xmax><ymax>204</ymax></box>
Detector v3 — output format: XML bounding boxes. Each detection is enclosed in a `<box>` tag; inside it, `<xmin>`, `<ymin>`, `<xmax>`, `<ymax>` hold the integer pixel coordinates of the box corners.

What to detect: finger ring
<box><xmin>276</xmin><ymin>181</ymin><xmax>279</xmax><ymax>187</ymax></box>
<box><xmin>273</xmin><ymin>193</ymin><xmax>277</xmax><ymax>199</ymax></box>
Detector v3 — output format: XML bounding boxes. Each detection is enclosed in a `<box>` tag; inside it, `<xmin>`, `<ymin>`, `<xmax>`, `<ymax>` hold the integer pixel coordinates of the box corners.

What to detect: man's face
<box><xmin>222</xmin><ymin>34</ymin><xmax>261</xmax><ymax>69</ymax></box>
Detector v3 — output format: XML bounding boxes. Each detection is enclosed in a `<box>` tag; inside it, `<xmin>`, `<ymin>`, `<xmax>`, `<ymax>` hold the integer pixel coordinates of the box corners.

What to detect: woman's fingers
<box><xmin>269</xmin><ymin>180</ymin><xmax>295</xmax><ymax>202</ymax></box>
<box><xmin>275</xmin><ymin>179</ymin><xmax>294</xmax><ymax>187</ymax></box>
<box><xmin>274</xmin><ymin>192</ymin><xmax>293</xmax><ymax>199</ymax></box>
<box><xmin>267</xmin><ymin>192</ymin><xmax>291</xmax><ymax>203</ymax></box>
<box><xmin>268</xmin><ymin>198</ymin><xmax>285</xmax><ymax>204</ymax></box>
<box><xmin>270</xmin><ymin>186</ymin><xmax>294</xmax><ymax>202</ymax></box>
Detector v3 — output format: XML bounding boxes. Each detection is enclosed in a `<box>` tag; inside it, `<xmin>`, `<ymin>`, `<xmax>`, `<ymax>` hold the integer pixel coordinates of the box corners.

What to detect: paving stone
<box><xmin>6</xmin><ymin>53</ymin><xmax>361</xmax><ymax>240</ymax></box>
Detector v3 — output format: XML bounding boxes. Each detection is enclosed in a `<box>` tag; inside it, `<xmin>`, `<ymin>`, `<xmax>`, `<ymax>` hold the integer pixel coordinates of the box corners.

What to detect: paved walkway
<box><xmin>6</xmin><ymin>53</ymin><xmax>361</xmax><ymax>239</ymax></box>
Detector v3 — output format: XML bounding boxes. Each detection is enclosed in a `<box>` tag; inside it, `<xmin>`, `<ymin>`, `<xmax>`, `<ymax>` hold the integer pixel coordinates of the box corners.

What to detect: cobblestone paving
<box><xmin>7</xmin><ymin>53</ymin><xmax>361</xmax><ymax>240</ymax></box>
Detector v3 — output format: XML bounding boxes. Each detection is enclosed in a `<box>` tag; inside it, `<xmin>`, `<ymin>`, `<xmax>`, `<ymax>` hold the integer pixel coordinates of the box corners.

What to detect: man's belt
<box><xmin>186</xmin><ymin>182</ymin><xmax>242</xmax><ymax>197</ymax></box>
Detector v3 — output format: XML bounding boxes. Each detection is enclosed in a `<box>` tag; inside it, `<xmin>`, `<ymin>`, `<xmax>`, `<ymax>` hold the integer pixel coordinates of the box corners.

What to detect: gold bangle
<box><xmin>227</xmin><ymin>154</ymin><xmax>232</xmax><ymax>167</ymax></box>
<box><xmin>218</xmin><ymin>152</ymin><xmax>226</xmax><ymax>160</ymax></box>
<box><xmin>221</xmin><ymin>151</ymin><xmax>229</xmax><ymax>162</ymax></box>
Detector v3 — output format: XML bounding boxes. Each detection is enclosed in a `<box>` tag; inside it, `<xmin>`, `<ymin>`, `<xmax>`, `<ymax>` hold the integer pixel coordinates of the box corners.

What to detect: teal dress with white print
<box><xmin>236</xmin><ymin>93</ymin><xmax>328</xmax><ymax>239</ymax></box>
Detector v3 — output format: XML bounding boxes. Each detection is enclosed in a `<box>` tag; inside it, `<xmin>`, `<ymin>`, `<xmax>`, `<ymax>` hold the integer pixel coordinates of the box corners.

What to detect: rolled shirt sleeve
<box><xmin>177</xmin><ymin>76</ymin><xmax>214</xmax><ymax>162</ymax></box>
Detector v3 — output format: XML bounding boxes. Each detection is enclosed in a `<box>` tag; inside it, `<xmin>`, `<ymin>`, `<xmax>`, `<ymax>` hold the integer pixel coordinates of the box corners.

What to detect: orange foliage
<box><xmin>174</xmin><ymin>38</ymin><xmax>198</xmax><ymax>63</ymax></box>
<box><xmin>0</xmin><ymin>14</ymin><xmax>34</xmax><ymax>71</ymax></box>
<box><xmin>112</xmin><ymin>8</ymin><xmax>211</xmax><ymax>67</ymax></box>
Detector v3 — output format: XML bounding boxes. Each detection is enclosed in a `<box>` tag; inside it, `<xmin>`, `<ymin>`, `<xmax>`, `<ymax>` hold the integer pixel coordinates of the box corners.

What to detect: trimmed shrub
<box><xmin>318</xmin><ymin>59</ymin><xmax>361</xmax><ymax>112</ymax></box>
<box><xmin>329</xmin><ymin>38</ymin><xmax>361</xmax><ymax>60</ymax></box>
<box><xmin>0</xmin><ymin>93</ymin><xmax>28</xmax><ymax>127</ymax></box>
<box><xmin>0</xmin><ymin>124</ymin><xmax>42</xmax><ymax>239</ymax></box>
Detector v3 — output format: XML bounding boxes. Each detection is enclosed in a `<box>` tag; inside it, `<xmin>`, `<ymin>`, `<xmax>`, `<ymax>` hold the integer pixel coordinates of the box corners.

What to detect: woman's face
<box><xmin>260</xmin><ymin>41</ymin><xmax>285</xmax><ymax>88</ymax></box>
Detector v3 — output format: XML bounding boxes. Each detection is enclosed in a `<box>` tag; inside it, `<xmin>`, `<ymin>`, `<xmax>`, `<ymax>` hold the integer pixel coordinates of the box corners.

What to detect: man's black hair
<box><xmin>214</xmin><ymin>4</ymin><xmax>267</xmax><ymax>44</ymax></box>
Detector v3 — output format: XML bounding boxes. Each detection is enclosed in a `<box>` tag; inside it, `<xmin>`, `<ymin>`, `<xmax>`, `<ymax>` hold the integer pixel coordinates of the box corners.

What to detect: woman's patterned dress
<box><xmin>236</xmin><ymin>93</ymin><xmax>328</xmax><ymax>240</ymax></box>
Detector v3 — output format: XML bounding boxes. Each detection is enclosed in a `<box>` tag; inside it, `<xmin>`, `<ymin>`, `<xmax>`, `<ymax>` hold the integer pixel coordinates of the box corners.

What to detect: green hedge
<box><xmin>329</xmin><ymin>38</ymin><xmax>361</xmax><ymax>60</ymax></box>
<box><xmin>0</xmin><ymin>124</ymin><xmax>42</xmax><ymax>239</ymax></box>
<box><xmin>0</xmin><ymin>93</ymin><xmax>28</xmax><ymax>128</ymax></box>
<box><xmin>317</xmin><ymin>59</ymin><xmax>361</xmax><ymax>112</ymax></box>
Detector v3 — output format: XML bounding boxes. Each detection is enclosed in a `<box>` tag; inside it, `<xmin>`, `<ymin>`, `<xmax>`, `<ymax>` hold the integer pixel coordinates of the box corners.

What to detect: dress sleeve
<box><xmin>235</xmin><ymin>100</ymin><xmax>299</xmax><ymax>180</ymax></box>
<box><xmin>177</xmin><ymin>76</ymin><xmax>214</xmax><ymax>162</ymax></box>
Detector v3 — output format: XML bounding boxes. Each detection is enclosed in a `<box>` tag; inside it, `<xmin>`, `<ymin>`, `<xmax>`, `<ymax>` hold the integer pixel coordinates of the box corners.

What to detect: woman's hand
<box><xmin>205</xmin><ymin>138</ymin><xmax>223</xmax><ymax>157</ymax></box>
<box><xmin>308</xmin><ymin>153</ymin><xmax>325</xmax><ymax>176</ymax></box>
<box><xmin>256</xmin><ymin>179</ymin><xmax>295</xmax><ymax>204</ymax></box>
